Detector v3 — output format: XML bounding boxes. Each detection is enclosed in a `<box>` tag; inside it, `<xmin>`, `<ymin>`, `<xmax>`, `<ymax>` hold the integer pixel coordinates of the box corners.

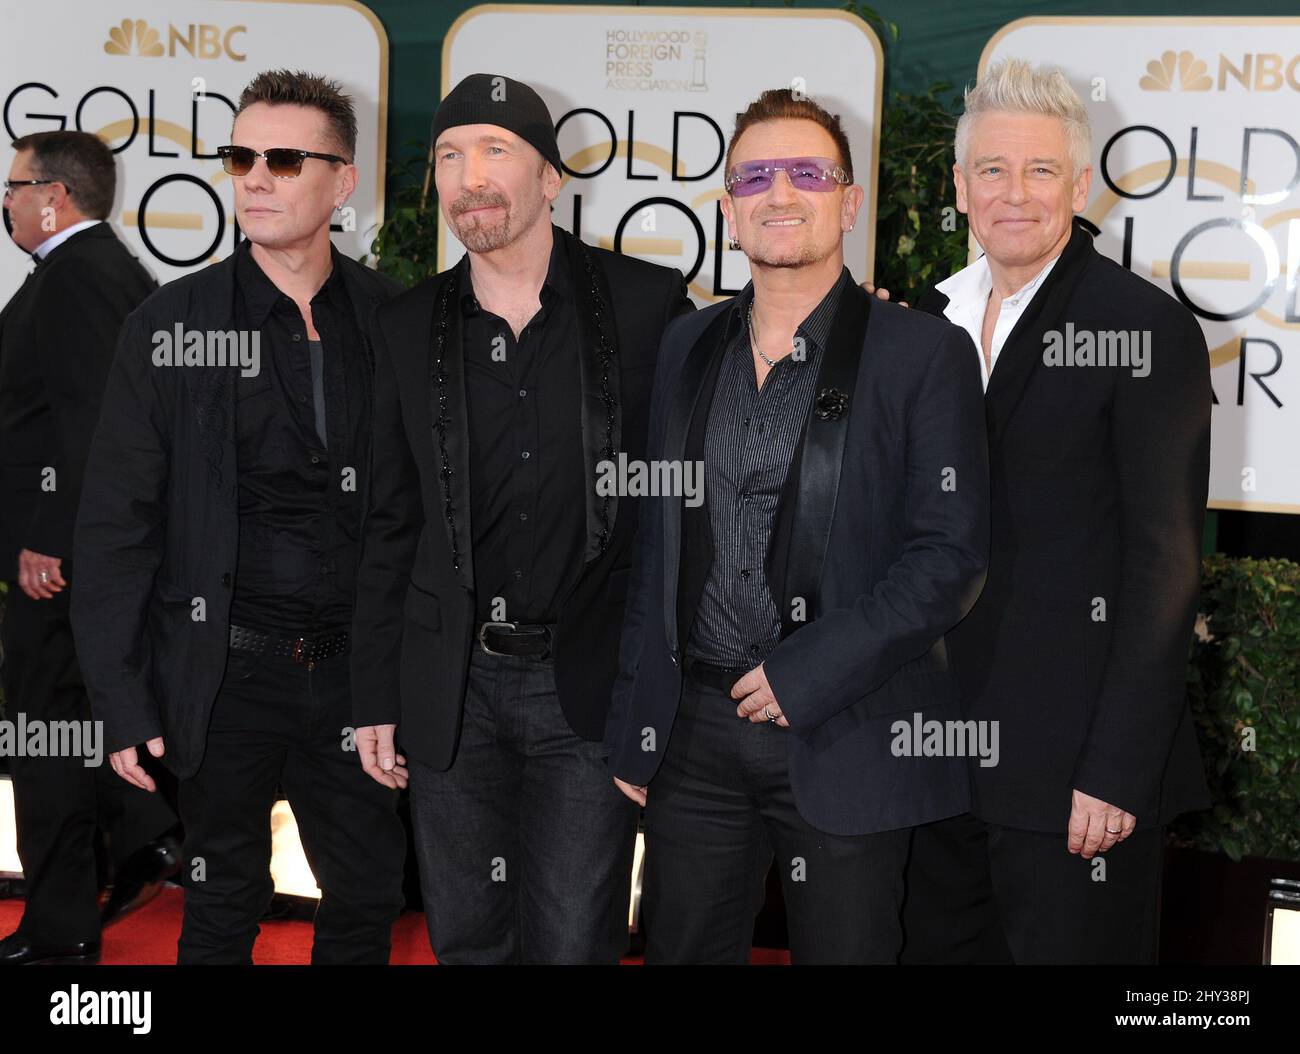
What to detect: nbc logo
<box><xmin>103</xmin><ymin>19</ymin><xmax>163</xmax><ymax>57</ymax></box>
<box><xmin>102</xmin><ymin>18</ymin><xmax>246</xmax><ymax>61</ymax></box>
<box><xmin>1139</xmin><ymin>50</ymin><xmax>1212</xmax><ymax>91</ymax></box>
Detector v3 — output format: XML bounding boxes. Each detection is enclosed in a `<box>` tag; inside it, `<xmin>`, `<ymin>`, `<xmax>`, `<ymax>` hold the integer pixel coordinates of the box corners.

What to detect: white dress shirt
<box><xmin>32</xmin><ymin>218</ymin><xmax>102</xmax><ymax>260</ymax></box>
<box><xmin>935</xmin><ymin>253</ymin><xmax>1059</xmax><ymax>391</ymax></box>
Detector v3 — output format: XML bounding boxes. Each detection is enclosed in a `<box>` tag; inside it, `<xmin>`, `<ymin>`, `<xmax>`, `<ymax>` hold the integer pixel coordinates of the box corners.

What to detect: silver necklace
<box><xmin>747</xmin><ymin>303</ymin><xmax>780</xmax><ymax>368</ymax></box>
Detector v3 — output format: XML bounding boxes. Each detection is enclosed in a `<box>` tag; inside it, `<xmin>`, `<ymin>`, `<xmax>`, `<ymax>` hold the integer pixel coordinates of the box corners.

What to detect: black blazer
<box><xmin>0</xmin><ymin>224</ymin><xmax>156</xmax><ymax>576</ymax></box>
<box><xmin>916</xmin><ymin>222</ymin><xmax>1212</xmax><ymax>832</ymax></box>
<box><xmin>349</xmin><ymin>225</ymin><xmax>693</xmax><ymax>770</ymax></box>
<box><xmin>603</xmin><ymin>280</ymin><xmax>992</xmax><ymax>836</ymax></box>
<box><xmin>71</xmin><ymin>240</ymin><xmax>402</xmax><ymax>776</ymax></box>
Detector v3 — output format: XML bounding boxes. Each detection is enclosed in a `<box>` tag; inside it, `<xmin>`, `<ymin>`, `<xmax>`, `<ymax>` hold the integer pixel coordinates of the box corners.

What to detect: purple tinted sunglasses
<box><xmin>725</xmin><ymin>156</ymin><xmax>851</xmax><ymax>196</ymax></box>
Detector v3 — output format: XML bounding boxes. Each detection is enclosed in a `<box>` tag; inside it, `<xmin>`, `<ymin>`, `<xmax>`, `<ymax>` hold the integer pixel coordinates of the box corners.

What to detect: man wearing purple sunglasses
<box><xmin>604</xmin><ymin>88</ymin><xmax>990</xmax><ymax>962</ymax></box>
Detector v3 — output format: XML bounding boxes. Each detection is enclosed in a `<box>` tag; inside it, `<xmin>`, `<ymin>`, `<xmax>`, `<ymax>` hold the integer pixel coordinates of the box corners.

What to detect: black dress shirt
<box><xmin>460</xmin><ymin>233</ymin><xmax>587</xmax><ymax>624</ymax></box>
<box><xmin>686</xmin><ymin>268</ymin><xmax>848</xmax><ymax>668</ymax></box>
<box><xmin>229</xmin><ymin>246</ymin><xmax>369</xmax><ymax>634</ymax></box>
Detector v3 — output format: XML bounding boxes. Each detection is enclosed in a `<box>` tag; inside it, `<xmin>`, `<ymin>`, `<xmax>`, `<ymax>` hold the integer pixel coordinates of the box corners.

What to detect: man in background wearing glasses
<box><xmin>0</xmin><ymin>130</ymin><xmax>177</xmax><ymax>965</ymax></box>
<box><xmin>72</xmin><ymin>70</ymin><xmax>406</xmax><ymax>963</ymax></box>
<box><xmin>604</xmin><ymin>89</ymin><xmax>990</xmax><ymax>962</ymax></box>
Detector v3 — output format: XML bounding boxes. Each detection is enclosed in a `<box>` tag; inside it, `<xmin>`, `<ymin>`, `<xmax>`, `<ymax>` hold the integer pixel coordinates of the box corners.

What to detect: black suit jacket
<box><xmin>603</xmin><ymin>280</ymin><xmax>992</xmax><ymax>836</ymax></box>
<box><xmin>350</xmin><ymin>225</ymin><xmax>694</xmax><ymax>770</ymax></box>
<box><xmin>916</xmin><ymin>222</ymin><xmax>1212</xmax><ymax>832</ymax></box>
<box><xmin>71</xmin><ymin>240</ymin><xmax>402</xmax><ymax>776</ymax></box>
<box><xmin>0</xmin><ymin>224</ymin><xmax>156</xmax><ymax>576</ymax></box>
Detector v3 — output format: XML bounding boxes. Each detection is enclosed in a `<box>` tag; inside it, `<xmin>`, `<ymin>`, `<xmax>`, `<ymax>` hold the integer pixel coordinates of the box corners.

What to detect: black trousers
<box><xmin>176</xmin><ymin>646</ymin><xmax>406</xmax><ymax>964</ymax></box>
<box><xmin>901</xmin><ymin>811</ymin><xmax>1164</xmax><ymax>964</ymax></box>
<box><xmin>1</xmin><ymin>585</ymin><xmax>176</xmax><ymax>944</ymax></box>
<box><xmin>408</xmin><ymin>647</ymin><xmax>638</xmax><ymax>964</ymax></box>
<box><xmin>642</xmin><ymin>676</ymin><xmax>912</xmax><ymax>964</ymax></box>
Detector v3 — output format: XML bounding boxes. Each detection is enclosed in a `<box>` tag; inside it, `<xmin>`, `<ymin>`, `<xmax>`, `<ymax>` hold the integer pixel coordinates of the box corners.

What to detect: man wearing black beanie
<box><xmin>351</xmin><ymin>73</ymin><xmax>694</xmax><ymax>963</ymax></box>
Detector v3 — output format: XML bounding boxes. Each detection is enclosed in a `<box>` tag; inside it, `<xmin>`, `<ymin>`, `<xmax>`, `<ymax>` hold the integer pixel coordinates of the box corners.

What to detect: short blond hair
<box><xmin>954</xmin><ymin>58</ymin><xmax>1091</xmax><ymax>174</ymax></box>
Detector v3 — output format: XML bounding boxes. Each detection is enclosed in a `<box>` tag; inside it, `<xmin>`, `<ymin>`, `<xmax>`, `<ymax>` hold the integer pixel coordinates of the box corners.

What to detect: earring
<box><xmin>728</xmin><ymin>234</ymin><xmax>740</xmax><ymax>251</ymax></box>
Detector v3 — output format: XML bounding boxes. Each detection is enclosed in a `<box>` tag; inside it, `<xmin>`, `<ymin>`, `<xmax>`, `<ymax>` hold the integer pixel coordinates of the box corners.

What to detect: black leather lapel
<box><xmin>778</xmin><ymin>282</ymin><xmax>871</xmax><ymax>636</ymax></box>
<box><xmin>983</xmin><ymin>222</ymin><xmax>1095</xmax><ymax>444</ymax></box>
<box><xmin>563</xmin><ymin>228</ymin><xmax>622</xmax><ymax>563</ymax></box>
<box><xmin>428</xmin><ymin>264</ymin><xmax>474</xmax><ymax>589</ymax></box>
<box><xmin>662</xmin><ymin>306</ymin><xmax>733</xmax><ymax>655</ymax></box>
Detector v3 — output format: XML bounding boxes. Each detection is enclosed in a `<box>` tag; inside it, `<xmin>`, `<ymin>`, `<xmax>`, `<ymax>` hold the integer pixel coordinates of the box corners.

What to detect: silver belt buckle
<box><xmin>477</xmin><ymin>621</ymin><xmax>517</xmax><ymax>656</ymax></box>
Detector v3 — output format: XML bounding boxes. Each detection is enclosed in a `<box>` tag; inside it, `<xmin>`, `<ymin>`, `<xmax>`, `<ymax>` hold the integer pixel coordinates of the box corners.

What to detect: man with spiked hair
<box><xmin>605</xmin><ymin>87</ymin><xmax>990</xmax><ymax>963</ymax></box>
<box><xmin>74</xmin><ymin>70</ymin><xmax>407</xmax><ymax>964</ymax></box>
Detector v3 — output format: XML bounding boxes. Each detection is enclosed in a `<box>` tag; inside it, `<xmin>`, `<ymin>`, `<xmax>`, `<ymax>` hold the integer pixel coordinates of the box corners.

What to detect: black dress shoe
<box><xmin>0</xmin><ymin>932</ymin><xmax>101</xmax><ymax>965</ymax></box>
<box><xmin>101</xmin><ymin>832</ymin><xmax>183</xmax><ymax>926</ymax></box>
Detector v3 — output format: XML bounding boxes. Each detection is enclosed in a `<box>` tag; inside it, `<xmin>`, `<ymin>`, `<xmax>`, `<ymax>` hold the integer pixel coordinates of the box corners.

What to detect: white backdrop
<box><xmin>0</xmin><ymin>0</ymin><xmax>388</xmax><ymax>300</ymax></box>
<box><xmin>441</xmin><ymin>4</ymin><xmax>883</xmax><ymax>305</ymax></box>
<box><xmin>985</xmin><ymin>17</ymin><xmax>1300</xmax><ymax>514</ymax></box>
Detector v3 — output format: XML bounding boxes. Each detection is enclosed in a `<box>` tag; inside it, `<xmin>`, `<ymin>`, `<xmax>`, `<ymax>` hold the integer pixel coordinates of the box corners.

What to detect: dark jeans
<box><xmin>642</xmin><ymin>676</ymin><xmax>912</xmax><ymax>964</ymax></box>
<box><xmin>901</xmin><ymin>811</ymin><xmax>1164</xmax><ymax>964</ymax></box>
<box><xmin>408</xmin><ymin>647</ymin><xmax>637</xmax><ymax>964</ymax></box>
<box><xmin>1</xmin><ymin>585</ymin><xmax>175</xmax><ymax>945</ymax></box>
<box><xmin>176</xmin><ymin>647</ymin><xmax>406</xmax><ymax>964</ymax></box>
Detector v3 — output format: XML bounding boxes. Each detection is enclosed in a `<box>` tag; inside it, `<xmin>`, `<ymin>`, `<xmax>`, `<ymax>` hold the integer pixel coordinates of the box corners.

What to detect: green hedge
<box><xmin>1173</xmin><ymin>556</ymin><xmax>1300</xmax><ymax>862</ymax></box>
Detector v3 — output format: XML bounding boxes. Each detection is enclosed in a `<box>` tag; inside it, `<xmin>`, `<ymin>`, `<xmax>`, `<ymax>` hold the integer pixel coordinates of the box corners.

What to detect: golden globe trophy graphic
<box><xmin>690</xmin><ymin>32</ymin><xmax>708</xmax><ymax>93</ymax></box>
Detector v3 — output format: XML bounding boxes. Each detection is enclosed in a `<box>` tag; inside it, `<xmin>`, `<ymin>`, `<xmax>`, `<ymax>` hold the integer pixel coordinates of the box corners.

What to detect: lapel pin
<box><xmin>815</xmin><ymin>387</ymin><xmax>849</xmax><ymax>421</ymax></box>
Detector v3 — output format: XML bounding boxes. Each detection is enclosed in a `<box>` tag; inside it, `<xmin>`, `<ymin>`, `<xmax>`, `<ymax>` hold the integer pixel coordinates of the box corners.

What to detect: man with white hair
<box><xmin>902</xmin><ymin>59</ymin><xmax>1211</xmax><ymax>964</ymax></box>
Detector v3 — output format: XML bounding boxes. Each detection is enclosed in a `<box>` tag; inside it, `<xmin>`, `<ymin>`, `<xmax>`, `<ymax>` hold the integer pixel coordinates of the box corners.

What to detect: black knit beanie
<box><xmin>430</xmin><ymin>73</ymin><xmax>561</xmax><ymax>174</ymax></box>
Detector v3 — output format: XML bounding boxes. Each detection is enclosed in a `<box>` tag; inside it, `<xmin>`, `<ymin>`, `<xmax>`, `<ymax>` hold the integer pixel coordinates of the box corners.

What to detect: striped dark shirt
<box><xmin>686</xmin><ymin>268</ymin><xmax>849</xmax><ymax>668</ymax></box>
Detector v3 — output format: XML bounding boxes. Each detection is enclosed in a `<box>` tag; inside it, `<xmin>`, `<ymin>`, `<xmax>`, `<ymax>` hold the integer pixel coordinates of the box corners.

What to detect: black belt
<box><xmin>476</xmin><ymin>621</ymin><xmax>554</xmax><ymax>659</ymax></box>
<box><xmin>228</xmin><ymin>623</ymin><xmax>350</xmax><ymax>666</ymax></box>
<box><xmin>683</xmin><ymin>657</ymin><xmax>747</xmax><ymax>694</ymax></box>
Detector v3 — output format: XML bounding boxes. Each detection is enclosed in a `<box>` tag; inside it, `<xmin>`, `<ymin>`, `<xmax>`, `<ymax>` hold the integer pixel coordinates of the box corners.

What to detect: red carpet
<box><xmin>0</xmin><ymin>890</ymin><xmax>790</xmax><ymax>964</ymax></box>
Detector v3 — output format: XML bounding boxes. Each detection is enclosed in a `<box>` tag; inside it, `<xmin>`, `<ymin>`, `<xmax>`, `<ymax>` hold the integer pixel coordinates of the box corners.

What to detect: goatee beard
<box><xmin>451</xmin><ymin>195</ymin><xmax>512</xmax><ymax>253</ymax></box>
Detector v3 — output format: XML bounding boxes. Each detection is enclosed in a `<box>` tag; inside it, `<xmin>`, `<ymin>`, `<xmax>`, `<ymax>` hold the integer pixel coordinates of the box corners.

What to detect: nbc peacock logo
<box><xmin>104</xmin><ymin>19</ymin><xmax>164</xmax><ymax>57</ymax></box>
<box><xmin>1139</xmin><ymin>50</ymin><xmax>1212</xmax><ymax>91</ymax></box>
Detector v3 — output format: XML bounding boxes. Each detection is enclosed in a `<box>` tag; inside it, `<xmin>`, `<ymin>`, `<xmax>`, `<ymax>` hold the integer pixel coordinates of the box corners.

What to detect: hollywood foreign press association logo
<box><xmin>1140</xmin><ymin>49</ymin><xmax>1213</xmax><ymax>91</ymax></box>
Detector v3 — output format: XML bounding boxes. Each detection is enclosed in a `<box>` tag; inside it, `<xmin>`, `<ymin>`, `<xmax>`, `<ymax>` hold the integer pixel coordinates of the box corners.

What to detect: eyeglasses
<box><xmin>724</xmin><ymin>157</ymin><xmax>851</xmax><ymax>197</ymax></box>
<box><xmin>3</xmin><ymin>179</ymin><xmax>60</xmax><ymax>194</ymax></box>
<box><xmin>217</xmin><ymin>145</ymin><xmax>347</xmax><ymax>180</ymax></box>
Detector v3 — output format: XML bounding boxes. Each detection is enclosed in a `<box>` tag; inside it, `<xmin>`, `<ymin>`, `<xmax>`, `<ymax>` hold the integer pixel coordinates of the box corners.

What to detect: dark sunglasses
<box><xmin>3</xmin><ymin>179</ymin><xmax>62</xmax><ymax>192</ymax></box>
<box><xmin>725</xmin><ymin>156</ymin><xmax>850</xmax><ymax>197</ymax></box>
<box><xmin>217</xmin><ymin>145</ymin><xmax>347</xmax><ymax>180</ymax></box>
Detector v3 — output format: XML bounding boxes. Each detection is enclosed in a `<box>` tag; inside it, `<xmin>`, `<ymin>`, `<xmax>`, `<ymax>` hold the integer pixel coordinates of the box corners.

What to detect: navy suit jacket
<box><xmin>603</xmin><ymin>279</ymin><xmax>992</xmax><ymax>836</ymax></box>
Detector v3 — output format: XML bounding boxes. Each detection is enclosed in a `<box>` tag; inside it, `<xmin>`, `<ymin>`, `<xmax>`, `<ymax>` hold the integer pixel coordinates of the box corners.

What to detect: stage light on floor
<box><xmin>271</xmin><ymin>799</ymin><xmax>321</xmax><ymax>900</ymax></box>
<box><xmin>2</xmin><ymin>780</ymin><xmax>319</xmax><ymax>901</ymax></box>
<box><xmin>0</xmin><ymin>775</ymin><xmax>20</xmax><ymax>879</ymax></box>
<box><xmin>1264</xmin><ymin>877</ymin><xmax>1300</xmax><ymax>965</ymax></box>
<box><xmin>628</xmin><ymin>828</ymin><xmax>645</xmax><ymax>932</ymax></box>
